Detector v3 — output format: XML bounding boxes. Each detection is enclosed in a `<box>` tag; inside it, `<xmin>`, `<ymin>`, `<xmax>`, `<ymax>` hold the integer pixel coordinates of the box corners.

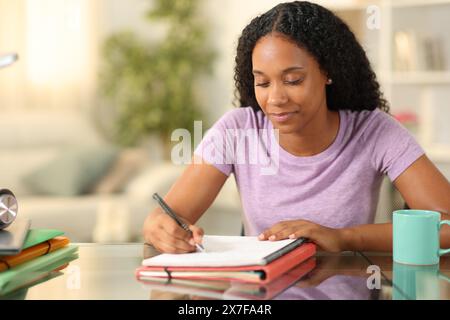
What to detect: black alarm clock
<box><xmin>0</xmin><ymin>189</ymin><xmax>18</xmax><ymax>230</ymax></box>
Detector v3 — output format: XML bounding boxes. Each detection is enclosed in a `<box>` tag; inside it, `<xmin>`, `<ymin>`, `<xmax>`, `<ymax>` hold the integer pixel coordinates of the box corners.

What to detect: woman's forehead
<box><xmin>252</xmin><ymin>35</ymin><xmax>314</xmax><ymax>72</ymax></box>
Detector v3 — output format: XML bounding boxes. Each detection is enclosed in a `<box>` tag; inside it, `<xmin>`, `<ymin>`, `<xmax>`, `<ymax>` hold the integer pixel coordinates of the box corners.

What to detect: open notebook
<box><xmin>138</xmin><ymin>236</ymin><xmax>316</xmax><ymax>284</ymax></box>
<box><xmin>142</xmin><ymin>236</ymin><xmax>306</xmax><ymax>267</ymax></box>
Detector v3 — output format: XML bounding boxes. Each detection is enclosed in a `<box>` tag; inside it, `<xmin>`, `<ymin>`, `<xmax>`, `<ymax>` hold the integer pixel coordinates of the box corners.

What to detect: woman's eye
<box><xmin>255</xmin><ymin>78</ymin><xmax>303</xmax><ymax>87</ymax></box>
<box><xmin>285</xmin><ymin>79</ymin><xmax>303</xmax><ymax>85</ymax></box>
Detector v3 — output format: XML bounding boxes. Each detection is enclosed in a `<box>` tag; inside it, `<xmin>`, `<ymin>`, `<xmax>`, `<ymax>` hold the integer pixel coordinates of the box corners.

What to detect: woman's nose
<box><xmin>268</xmin><ymin>84</ymin><xmax>288</xmax><ymax>106</ymax></box>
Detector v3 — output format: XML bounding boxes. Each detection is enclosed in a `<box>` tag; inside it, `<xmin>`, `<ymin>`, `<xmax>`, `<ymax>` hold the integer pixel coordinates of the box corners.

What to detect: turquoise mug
<box><xmin>393</xmin><ymin>210</ymin><xmax>450</xmax><ymax>265</ymax></box>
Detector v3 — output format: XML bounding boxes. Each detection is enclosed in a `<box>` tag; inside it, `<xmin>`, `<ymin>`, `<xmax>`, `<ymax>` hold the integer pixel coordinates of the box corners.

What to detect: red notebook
<box><xmin>136</xmin><ymin>241</ymin><xmax>316</xmax><ymax>284</ymax></box>
<box><xmin>138</xmin><ymin>256</ymin><xmax>316</xmax><ymax>300</ymax></box>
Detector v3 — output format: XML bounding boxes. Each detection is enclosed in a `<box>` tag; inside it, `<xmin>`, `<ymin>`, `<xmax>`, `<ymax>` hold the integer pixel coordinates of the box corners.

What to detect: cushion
<box><xmin>0</xmin><ymin>148</ymin><xmax>59</xmax><ymax>196</ymax></box>
<box><xmin>22</xmin><ymin>145</ymin><xmax>119</xmax><ymax>196</ymax></box>
<box><xmin>92</xmin><ymin>148</ymin><xmax>150</xmax><ymax>194</ymax></box>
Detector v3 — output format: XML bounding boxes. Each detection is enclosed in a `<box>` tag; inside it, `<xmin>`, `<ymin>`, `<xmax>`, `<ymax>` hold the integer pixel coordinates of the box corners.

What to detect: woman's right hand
<box><xmin>143</xmin><ymin>209</ymin><xmax>204</xmax><ymax>254</ymax></box>
<box><xmin>142</xmin><ymin>156</ymin><xmax>228</xmax><ymax>254</ymax></box>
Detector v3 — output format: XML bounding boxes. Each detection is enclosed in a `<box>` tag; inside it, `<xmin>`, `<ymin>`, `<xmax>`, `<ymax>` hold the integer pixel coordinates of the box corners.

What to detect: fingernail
<box><xmin>269</xmin><ymin>235</ymin><xmax>276</xmax><ymax>241</ymax></box>
<box><xmin>289</xmin><ymin>234</ymin><xmax>295</xmax><ymax>239</ymax></box>
<box><xmin>189</xmin><ymin>239</ymin><xmax>195</xmax><ymax>246</ymax></box>
<box><xmin>258</xmin><ymin>234</ymin><xmax>265</xmax><ymax>240</ymax></box>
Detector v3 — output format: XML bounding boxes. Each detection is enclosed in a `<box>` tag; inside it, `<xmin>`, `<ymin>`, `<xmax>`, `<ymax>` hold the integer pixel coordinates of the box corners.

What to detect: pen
<box><xmin>152</xmin><ymin>193</ymin><xmax>205</xmax><ymax>252</ymax></box>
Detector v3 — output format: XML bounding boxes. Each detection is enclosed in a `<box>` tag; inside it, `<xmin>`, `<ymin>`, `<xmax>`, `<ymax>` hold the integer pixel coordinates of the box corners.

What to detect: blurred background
<box><xmin>0</xmin><ymin>0</ymin><xmax>449</xmax><ymax>243</ymax></box>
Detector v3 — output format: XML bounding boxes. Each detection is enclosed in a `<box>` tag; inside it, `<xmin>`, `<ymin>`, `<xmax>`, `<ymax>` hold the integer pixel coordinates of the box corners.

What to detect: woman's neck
<box><xmin>278</xmin><ymin>110</ymin><xmax>340</xmax><ymax>157</ymax></box>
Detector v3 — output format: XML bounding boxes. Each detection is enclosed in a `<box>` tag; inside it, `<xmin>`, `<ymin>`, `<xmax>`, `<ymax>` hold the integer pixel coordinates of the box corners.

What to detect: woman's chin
<box><xmin>270</xmin><ymin>122</ymin><xmax>299</xmax><ymax>135</ymax></box>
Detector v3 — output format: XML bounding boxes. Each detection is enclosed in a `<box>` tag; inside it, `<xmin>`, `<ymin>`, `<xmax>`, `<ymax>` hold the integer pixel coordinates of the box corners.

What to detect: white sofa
<box><xmin>0</xmin><ymin>110</ymin><xmax>122</xmax><ymax>242</ymax></box>
<box><xmin>0</xmin><ymin>110</ymin><xmax>243</xmax><ymax>242</ymax></box>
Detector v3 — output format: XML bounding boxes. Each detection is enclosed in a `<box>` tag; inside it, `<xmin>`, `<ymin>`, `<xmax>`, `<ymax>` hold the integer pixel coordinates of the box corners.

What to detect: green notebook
<box><xmin>22</xmin><ymin>229</ymin><xmax>65</xmax><ymax>250</ymax></box>
<box><xmin>0</xmin><ymin>252</ymin><xmax>78</xmax><ymax>298</ymax></box>
<box><xmin>0</xmin><ymin>245</ymin><xmax>78</xmax><ymax>292</ymax></box>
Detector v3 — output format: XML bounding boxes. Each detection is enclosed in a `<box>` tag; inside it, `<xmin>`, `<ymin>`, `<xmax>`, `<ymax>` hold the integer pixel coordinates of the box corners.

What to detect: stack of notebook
<box><xmin>0</xmin><ymin>228</ymin><xmax>78</xmax><ymax>297</ymax></box>
<box><xmin>139</xmin><ymin>256</ymin><xmax>316</xmax><ymax>300</ymax></box>
<box><xmin>136</xmin><ymin>235</ymin><xmax>316</xmax><ymax>292</ymax></box>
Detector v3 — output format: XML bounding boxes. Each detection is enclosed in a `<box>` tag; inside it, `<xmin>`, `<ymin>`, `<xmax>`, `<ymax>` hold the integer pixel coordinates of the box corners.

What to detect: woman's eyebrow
<box><xmin>281</xmin><ymin>66</ymin><xmax>305</xmax><ymax>73</ymax></box>
<box><xmin>252</xmin><ymin>66</ymin><xmax>305</xmax><ymax>75</ymax></box>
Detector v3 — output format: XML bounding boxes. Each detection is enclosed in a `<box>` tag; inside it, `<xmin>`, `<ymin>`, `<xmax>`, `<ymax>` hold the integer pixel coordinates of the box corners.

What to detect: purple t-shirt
<box><xmin>194</xmin><ymin>107</ymin><xmax>424</xmax><ymax>235</ymax></box>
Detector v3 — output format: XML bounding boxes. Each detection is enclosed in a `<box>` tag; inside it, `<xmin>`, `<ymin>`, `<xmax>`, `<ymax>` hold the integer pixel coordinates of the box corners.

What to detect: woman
<box><xmin>143</xmin><ymin>1</ymin><xmax>450</xmax><ymax>253</ymax></box>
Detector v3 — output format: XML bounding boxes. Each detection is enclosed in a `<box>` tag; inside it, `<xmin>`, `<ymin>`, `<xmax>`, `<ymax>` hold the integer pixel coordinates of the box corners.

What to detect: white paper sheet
<box><xmin>142</xmin><ymin>235</ymin><xmax>297</xmax><ymax>267</ymax></box>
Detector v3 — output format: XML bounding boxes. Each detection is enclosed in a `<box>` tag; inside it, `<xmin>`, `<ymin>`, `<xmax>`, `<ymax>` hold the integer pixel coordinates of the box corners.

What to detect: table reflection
<box><xmin>275</xmin><ymin>275</ymin><xmax>372</xmax><ymax>300</ymax></box>
<box><xmin>275</xmin><ymin>254</ymin><xmax>378</xmax><ymax>300</ymax></box>
<box><xmin>362</xmin><ymin>254</ymin><xmax>450</xmax><ymax>300</ymax></box>
<box><xmin>144</xmin><ymin>256</ymin><xmax>316</xmax><ymax>300</ymax></box>
<box><xmin>392</xmin><ymin>262</ymin><xmax>450</xmax><ymax>300</ymax></box>
<box><xmin>141</xmin><ymin>246</ymin><xmax>381</xmax><ymax>300</ymax></box>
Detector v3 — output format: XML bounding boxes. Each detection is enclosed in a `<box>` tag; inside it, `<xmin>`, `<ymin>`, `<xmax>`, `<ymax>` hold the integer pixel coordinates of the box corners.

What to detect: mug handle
<box><xmin>439</xmin><ymin>220</ymin><xmax>450</xmax><ymax>256</ymax></box>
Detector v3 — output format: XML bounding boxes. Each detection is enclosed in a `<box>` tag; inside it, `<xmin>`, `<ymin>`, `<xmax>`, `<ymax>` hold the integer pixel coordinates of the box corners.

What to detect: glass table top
<box><xmin>0</xmin><ymin>243</ymin><xmax>449</xmax><ymax>300</ymax></box>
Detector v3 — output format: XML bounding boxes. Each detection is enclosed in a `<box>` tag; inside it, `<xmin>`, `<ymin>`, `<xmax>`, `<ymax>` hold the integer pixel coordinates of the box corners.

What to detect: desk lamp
<box><xmin>0</xmin><ymin>53</ymin><xmax>18</xmax><ymax>69</ymax></box>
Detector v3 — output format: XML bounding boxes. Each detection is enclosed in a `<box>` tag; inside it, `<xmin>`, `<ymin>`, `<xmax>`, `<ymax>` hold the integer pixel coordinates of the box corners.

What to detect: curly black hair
<box><xmin>234</xmin><ymin>1</ymin><xmax>389</xmax><ymax>113</ymax></box>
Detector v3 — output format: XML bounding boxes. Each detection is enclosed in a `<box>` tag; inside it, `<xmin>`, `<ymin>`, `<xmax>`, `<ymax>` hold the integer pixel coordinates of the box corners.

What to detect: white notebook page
<box><xmin>142</xmin><ymin>235</ymin><xmax>297</xmax><ymax>267</ymax></box>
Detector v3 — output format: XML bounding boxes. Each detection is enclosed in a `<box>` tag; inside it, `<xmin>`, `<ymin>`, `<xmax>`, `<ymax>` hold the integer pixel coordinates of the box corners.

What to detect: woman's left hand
<box><xmin>258</xmin><ymin>220</ymin><xmax>347</xmax><ymax>253</ymax></box>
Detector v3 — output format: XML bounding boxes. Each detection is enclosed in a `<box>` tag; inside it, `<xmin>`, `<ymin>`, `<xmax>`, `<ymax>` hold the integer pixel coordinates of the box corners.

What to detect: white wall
<box><xmin>0</xmin><ymin>0</ymin><xmax>98</xmax><ymax>112</ymax></box>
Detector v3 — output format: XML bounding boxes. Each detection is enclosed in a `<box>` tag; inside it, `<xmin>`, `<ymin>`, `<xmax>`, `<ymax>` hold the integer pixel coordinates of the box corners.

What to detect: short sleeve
<box><xmin>194</xmin><ymin>109</ymin><xmax>244</xmax><ymax>176</ymax></box>
<box><xmin>368</xmin><ymin>111</ymin><xmax>425</xmax><ymax>182</ymax></box>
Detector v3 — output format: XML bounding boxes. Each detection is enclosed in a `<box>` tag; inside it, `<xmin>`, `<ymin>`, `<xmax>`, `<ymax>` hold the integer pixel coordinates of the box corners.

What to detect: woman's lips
<box><xmin>269</xmin><ymin>111</ymin><xmax>298</xmax><ymax>123</ymax></box>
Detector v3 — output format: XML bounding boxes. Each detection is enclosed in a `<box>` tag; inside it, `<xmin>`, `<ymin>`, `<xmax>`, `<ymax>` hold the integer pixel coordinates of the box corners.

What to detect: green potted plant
<box><xmin>98</xmin><ymin>0</ymin><xmax>215</xmax><ymax>158</ymax></box>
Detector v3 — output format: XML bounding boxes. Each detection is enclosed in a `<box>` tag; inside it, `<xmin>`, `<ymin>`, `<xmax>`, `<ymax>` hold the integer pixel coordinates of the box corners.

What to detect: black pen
<box><xmin>152</xmin><ymin>193</ymin><xmax>205</xmax><ymax>252</ymax></box>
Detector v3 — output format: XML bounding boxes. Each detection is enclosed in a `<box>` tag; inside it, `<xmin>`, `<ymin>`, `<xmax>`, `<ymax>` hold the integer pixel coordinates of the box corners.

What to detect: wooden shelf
<box><xmin>317</xmin><ymin>1</ymin><xmax>450</xmax><ymax>163</ymax></box>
